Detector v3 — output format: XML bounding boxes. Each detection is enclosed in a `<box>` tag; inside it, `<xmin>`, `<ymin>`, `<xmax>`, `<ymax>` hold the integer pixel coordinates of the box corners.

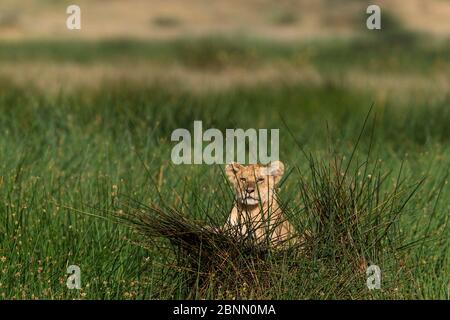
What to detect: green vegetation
<box><xmin>1</xmin><ymin>34</ymin><xmax>448</xmax><ymax>73</ymax></box>
<box><xmin>0</xmin><ymin>78</ymin><xmax>448</xmax><ymax>299</ymax></box>
<box><xmin>0</xmin><ymin>29</ymin><xmax>448</xmax><ymax>299</ymax></box>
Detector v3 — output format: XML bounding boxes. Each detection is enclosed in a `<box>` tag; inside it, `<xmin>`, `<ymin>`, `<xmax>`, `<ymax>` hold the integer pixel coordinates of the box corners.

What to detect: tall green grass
<box><xmin>0</xmin><ymin>80</ymin><xmax>448</xmax><ymax>299</ymax></box>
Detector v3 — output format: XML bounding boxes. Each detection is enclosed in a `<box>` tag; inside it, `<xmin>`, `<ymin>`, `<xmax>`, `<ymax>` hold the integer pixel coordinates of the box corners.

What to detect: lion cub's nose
<box><xmin>246</xmin><ymin>187</ymin><xmax>255</xmax><ymax>194</ymax></box>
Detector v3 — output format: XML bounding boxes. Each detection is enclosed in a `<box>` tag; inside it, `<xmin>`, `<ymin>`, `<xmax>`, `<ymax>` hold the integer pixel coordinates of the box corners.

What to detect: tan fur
<box><xmin>224</xmin><ymin>161</ymin><xmax>296</xmax><ymax>247</ymax></box>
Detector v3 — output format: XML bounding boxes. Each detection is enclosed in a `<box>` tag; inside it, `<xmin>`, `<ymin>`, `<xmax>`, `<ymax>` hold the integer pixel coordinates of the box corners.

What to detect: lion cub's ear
<box><xmin>264</xmin><ymin>161</ymin><xmax>284</xmax><ymax>184</ymax></box>
<box><xmin>225</xmin><ymin>162</ymin><xmax>243</xmax><ymax>184</ymax></box>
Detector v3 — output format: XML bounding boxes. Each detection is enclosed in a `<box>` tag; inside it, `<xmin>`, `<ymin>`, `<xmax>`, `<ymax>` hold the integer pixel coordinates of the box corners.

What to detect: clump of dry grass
<box><xmin>117</xmin><ymin>151</ymin><xmax>421</xmax><ymax>298</ymax></box>
<box><xmin>117</xmin><ymin>199</ymin><xmax>305</xmax><ymax>299</ymax></box>
<box><xmin>114</xmin><ymin>110</ymin><xmax>424</xmax><ymax>299</ymax></box>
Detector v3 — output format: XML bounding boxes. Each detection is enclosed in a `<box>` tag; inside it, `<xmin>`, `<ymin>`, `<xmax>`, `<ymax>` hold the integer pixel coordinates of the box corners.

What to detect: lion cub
<box><xmin>224</xmin><ymin>161</ymin><xmax>296</xmax><ymax>247</ymax></box>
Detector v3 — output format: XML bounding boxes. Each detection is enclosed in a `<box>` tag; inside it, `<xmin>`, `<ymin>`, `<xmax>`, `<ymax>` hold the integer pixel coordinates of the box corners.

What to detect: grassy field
<box><xmin>0</xmin><ymin>19</ymin><xmax>449</xmax><ymax>299</ymax></box>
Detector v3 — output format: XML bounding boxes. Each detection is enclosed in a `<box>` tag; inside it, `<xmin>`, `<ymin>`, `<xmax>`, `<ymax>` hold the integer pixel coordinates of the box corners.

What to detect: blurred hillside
<box><xmin>0</xmin><ymin>0</ymin><xmax>449</xmax><ymax>40</ymax></box>
<box><xmin>0</xmin><ymin>0</ymin><xmax>448</xmax><ymax>102</ymax></box>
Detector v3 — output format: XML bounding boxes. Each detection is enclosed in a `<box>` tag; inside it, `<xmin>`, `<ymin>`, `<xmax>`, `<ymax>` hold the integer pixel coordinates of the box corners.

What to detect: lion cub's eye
<box><xmin>257</xmin><ymin>177</ymin><xmax>264</xmax><ymax>183</ymax></box>
<box><xmin>240</xmin><ymin>177</ymin><xmax>246</xmax><ymax>182</ymax></box>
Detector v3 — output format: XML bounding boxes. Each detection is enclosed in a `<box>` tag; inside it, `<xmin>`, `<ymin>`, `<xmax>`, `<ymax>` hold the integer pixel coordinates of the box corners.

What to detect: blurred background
<box><xmin>0</xmin><ymin>0</ymin><xmax>448</xmax><ymax>100</ymax></box>
<box><xmin>2</xmin><ymin>0</ymin><xmax>450</xmax><ymax>39</ymax></box>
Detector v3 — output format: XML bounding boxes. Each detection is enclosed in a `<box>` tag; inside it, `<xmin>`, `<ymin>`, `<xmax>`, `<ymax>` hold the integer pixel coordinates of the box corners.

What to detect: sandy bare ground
<box><xmin>1</xmin><ymin>0</ymin><xmax>448</xmax><ymax>41</ymax></box>
<box><xmin>378</xmin><ymin>0</ymin><xmax>450</xmax><ymax>37</ymax></box>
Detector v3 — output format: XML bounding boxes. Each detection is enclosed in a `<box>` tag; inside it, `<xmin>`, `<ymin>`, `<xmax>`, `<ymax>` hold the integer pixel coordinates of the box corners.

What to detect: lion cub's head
<box><xmin>225</xmin><ymin>161</ymin><xmax>285</xmax><ymax>206</ymax></box>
